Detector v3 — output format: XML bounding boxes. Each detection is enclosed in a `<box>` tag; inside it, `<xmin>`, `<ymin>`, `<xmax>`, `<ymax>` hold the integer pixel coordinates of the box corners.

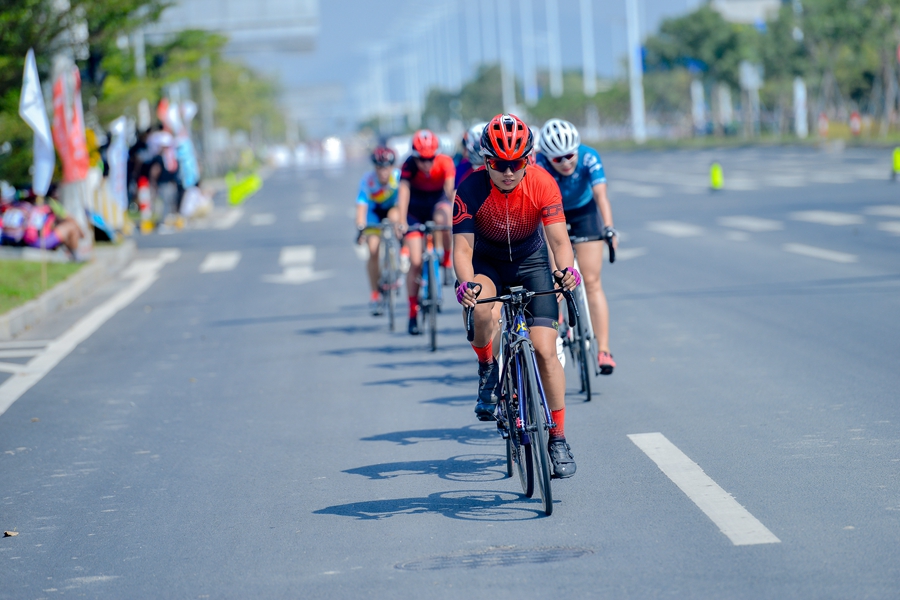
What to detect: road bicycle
<box><xmin>464</xmin><ymin>282</ymin><xmax>578</xmax><ymax>516</ymax></box>
<box><xmin>411</xmin><ymin>221</ymin><xmax>450</xmax><ymax>352</ymax></box>
<box><xmin>376</xmin><ymin>219</ymin><xmax>403</xmax><ymax>331</ymax></box>
<box><xmin>559</xmin><ymin>228</ymin><xmax>616</xmax><ymax>401</ymax></box>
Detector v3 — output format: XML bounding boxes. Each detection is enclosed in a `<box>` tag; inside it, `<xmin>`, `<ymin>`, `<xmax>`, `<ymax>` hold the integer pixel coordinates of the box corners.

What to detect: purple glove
<box><xmin>456</xmin><ymin>282</ymin><xmax>471</xmax><ymax>305</ymax></box>
<box><xmin>568</xmin><ymin>267</ymin><xmax>582</xmax><ymax>287</ymax></box>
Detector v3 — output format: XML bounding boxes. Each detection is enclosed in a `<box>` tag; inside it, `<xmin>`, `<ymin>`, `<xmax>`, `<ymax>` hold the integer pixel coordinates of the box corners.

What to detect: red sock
<box><xmin>408</xmin><ymin>296</ymin><xmax>418</xmax><ymax>318</ymax></box>
<box><xmin>472</xmin><ymin>340</ymin><xmax>493</xmax><ymax>364</ymax></box>
<box><xmin>370</xmin><ymin>290</ymin><xmax>380</xmax><ymax>301</ymax></box>
<box><xmin>442</xmin><ymin>248</ymin><xmax>452</xmax><ymax>266</ymax></box>
<box><xmin>550</xmin><ymin>408</ymin><xmax>565</xmax><ymax>439</ymax></box>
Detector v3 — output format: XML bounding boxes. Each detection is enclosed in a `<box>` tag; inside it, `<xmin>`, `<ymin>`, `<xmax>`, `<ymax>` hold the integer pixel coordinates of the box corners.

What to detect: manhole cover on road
<box><xmin>395</xmin><ymin>546</ymin><xmax>594</xmax><ymax>571</ymax></box>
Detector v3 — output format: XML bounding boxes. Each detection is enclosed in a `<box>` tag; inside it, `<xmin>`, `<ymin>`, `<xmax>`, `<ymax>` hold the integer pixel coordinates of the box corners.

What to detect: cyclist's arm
<box><xmin>453</xmin><ymin>233</ymin><xmax>476</xmax><ymax>283</ymax></box>
<box><xmin>592</xmin><ymin>182</ymin><xmax>617</xmax><ymax>249</ymax></box>
<box><xmin>544</xmin><ymin>222</ymin><xmax>577</xmax><ymax>289</ymax></box>
<box><xmin>397</xmin><ymin>180</ymin><xmax>411</xmax><ymax>230</ymax></box>
<box><xmin>355</xmin><ymin>203</ymin><xmax>368</xmax><ymax>230</ymax></box>
<box><xmin>444</xmin><ymin>177</ymin><xmax>455</xmax><ymax>204</ymax></box>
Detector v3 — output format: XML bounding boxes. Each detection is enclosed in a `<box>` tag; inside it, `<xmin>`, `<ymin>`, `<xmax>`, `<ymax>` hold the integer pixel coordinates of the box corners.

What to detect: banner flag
<box><xmin>18</xmin><ymin>49</ymin><xmax>55</xmax><ymax>196</ymax></box>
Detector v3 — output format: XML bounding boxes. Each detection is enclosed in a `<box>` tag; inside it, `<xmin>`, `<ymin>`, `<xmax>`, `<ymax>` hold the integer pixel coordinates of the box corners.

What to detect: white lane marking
<box><xmin>725</xmin><ymin>231</ymin><xmax>751</xmax><ymax>242</ymax></box>
<box><xmin>615</xmin><ymin>247</ymin><xmax>648</xmax><ymax>261</ymax></box>
<box><xmin>262</xmin><ymin>267</ymin><xmax>333</xmax><ymax>285</ymax></box>
<box><xmin>783</xmin><ymin>243</ymin><xmax>857</xmax><ymax>264</ymax></box>
<box><xmin>725</xmin><ymin>178</ymin><xmax>759</xmax><ymax>191</ymax></box>
<box><xmin>0</xmin><ymin>340</ymin><xmax>50</xmax><ymax>350</ymax></box>
<box><xmin>250</xmin><ymin>213</ymin><xmax>276</xmax><ymax>226</ymax></box>
<box><xmin>646</xmin><ymin>221</ymin><xmax>704</xmax><ymax>238</ymax></box>
<box><xmin>0</xmin><ymin>362</ymin><xmax>27</xmax><ymax>374</ymax></box>
<box><xmin>629</xmin><ymin>432</ymin><xmax>781</xmax><ymax>546</ymax></box>
<box><xmin>214</xmin><ymin>208</ymin><xmax>244</xmax><ymax>230</ymax></box>
<box><xmin>877</xmin><ymin>221</ymin><xmax>900</xmax><ymax>235</ymax></box>
<box><xmin>765</xmin><ymin>174</ymin><xmax>806</xmax><ymax>187</ymax></box>
<box><xmin>717</xmin><ymin>216</ymin><xmax>783</xmax><ymax>232</ymax></box>
<box><xmin>790</xmin><ymin>210</ymin><xmax>864</xmax><ymax>226</ymax></box>
<box><xmin>199</xmin><ymin>252</ymin><xmax>241</xmax><ymax>273</ymax></box>
<box><xmin>611</xmin><ymin>181</ymin><xmax>663</xmax><ymax>198</ymax></box>
<box><xmin>0</xmin><ymin>350</ymin><xmax>42</xmax><ymax>359</ymax></box>
<box><xmin>120</xmin><ymin>249</ymin><xmax>180</xmax><ymax>279</ymax></box>
<box><xmin>263</xmin><ymin>245</ymin><xmax>332</xmax><ymax>285</ymax></box>
<box><xmin>865</xmin><ymin>205</ymin><xmax>900</xmax><ymax>218</ymax></box>
<box><xmin>0</xmin><ymin>257</ymin><xmax>175</xmax><ymax>417</ymax></box>
<box><xmin>300</xmin><ymin>205</ymin><xmax>326</xmax><ymax>222</ymax></box>
<box><xmin>280</xmin><ymin>245</ymin><xmax>315</xmax><ymax>266</ymax></box>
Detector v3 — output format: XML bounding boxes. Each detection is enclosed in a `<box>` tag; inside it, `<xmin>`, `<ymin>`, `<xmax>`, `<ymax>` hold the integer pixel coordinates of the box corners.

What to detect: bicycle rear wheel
<box><xmin>523</xmin><ymin>346</ymin><xmax>553</xmax><ymax>516</ymax></box>
<box><xmin>427</xmin><ymin>255</ymin><xmax>439</xmax><ymax>351</ymax></box>
<box><xmin>385</xmin><ymin>243</ymin><xmax>398</xmax><ymax>332</ymax></box>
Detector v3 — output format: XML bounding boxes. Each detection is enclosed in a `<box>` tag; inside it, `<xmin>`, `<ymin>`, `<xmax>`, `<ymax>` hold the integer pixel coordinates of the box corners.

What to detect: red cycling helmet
<box><xmin>411</xmin><ymin>129</ymin><xmax>440</xmax><ymax>159</ymax></box>
<box><xmin>481</xmin><ymin>114</ymin><xmax>533</xmax><ymax>160</ymax></box>
<box><xmin>370</xmin><ymin>145</ymin><xmax>396</xmax><ymax>166</ymax></box>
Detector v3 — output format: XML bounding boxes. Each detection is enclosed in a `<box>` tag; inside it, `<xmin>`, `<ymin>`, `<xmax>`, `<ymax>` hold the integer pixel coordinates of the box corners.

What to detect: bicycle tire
<box><xmin>573</xmin><ymin>287</ymin><xmax>592</xmax><ymax>400</ymax></box>
<box><xmin>523</xmin><ymin>346</ymin><xmax>553</xmax><ymax>515</ymax></box>
<box><xmin>507</xmin><ymin>357</ymin><xmax>534</xmax><ymax>497</ymax></box>
<box><xmin>427</xmin><ymin>255</ymin><xmax>438</xmax><ymax>352</ymax></box>
<box><xmin>385</xmin><ymin>242</ymin><xmax>398</xmax><ymax>332</ymax></box>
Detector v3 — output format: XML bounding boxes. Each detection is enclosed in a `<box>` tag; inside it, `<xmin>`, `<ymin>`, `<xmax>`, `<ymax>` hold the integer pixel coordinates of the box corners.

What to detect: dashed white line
<box><xmin>279</xmin><ymin>246</ymin><xmax>315</xmax><ymax>266</ymax></box>
<box><xmin>199</xmin><ymin>252</ymin><xmax>241</xmax><ymax>273</ymax></box>
<box><xmin>250</xmin><ymin>213</ymin><xmax>276</xmax><ymax>226</ymax></box>
<box><xmin>790</xmin><ymin>211</ymin><xmax>864</xmax><ymax>226</ymax></box>
<box><xmin>783</xmin><ymin>243</ymin><xmax>857</xmax><ymax>264</ymax></box>
<box><xmin>615</xmin><ymin>247</ymin><xmax>648</xmax><ymax>261</ymax></box>
<box><xmin>628</xmin><ymin>432</ymin><xmax>780</xmax><ymax>546</ymax></box>
<box><xmin>214</xmin><ymin>208</ymin><xmax>244</xmax><ymax>230</ymax></box>
<box><xmin>865</xmin><ymin>205</ymin><xmax>900</xmax><ymax>218</ymax></box>
<box><xmin>0</xmin><ymin>350</ymin><xmax>42</xmax><ymax>359</ymax></box>
<box><xmin>877</xmin><ymin>221</ymin><xmax>900</xmax><ymax>235</ymax></box>
<box><xmin>263</xmin><ymin>245</ymin><xmax>333</xmax><ymax>285</ymax></box>
<box><xmin>646</xmin><ymin>221</ymin><xmax>704</xmax><ymax>238</ymax></box>
<box><xmin>300</xmin><ymin>205</ymin><xmax>327</xmax><ymax>222</ymax></box>
<box><xmin>717</xmin><ymin>216</ymin><xmax>783</xmax><ymax>232</ymax></box>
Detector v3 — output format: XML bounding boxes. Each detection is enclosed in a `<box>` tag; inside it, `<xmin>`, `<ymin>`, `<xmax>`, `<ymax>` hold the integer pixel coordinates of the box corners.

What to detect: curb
<box><xmin>0</xmin><ymin>240</ymin><xmax>137</xmax><ymax>341</ymax></box>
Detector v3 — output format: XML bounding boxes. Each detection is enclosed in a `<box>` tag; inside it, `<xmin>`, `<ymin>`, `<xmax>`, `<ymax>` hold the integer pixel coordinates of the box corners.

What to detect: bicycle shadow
<box><xmin>373</xmin><ymin>358</ymin><xmax>472</xmax><ymax>370</ymax></box>
<box><xmin>364</xmin><ymin>373</ymin><xmax>476</xmax><ymax>388</ymax></box>
<box><xmin>326</xmin><ymin>342</ymin><xmax>471</xmax><ymax>357</ymax></box>
<box><xmin>420</xmin><ymin>394</ymin><xmax>473</xmax><ymax>407</ymax></box>
<box><xmin>344</xmin><ymin>454</ymin><xmax>506</xmax><ymax>482</ymax></box>
<box><xmin>362</xmin><ymin>424</ymin><xmax>498</xmax><ymax>446</ymax></box>
<box><xmin>296</xmin><ymin>324</ymin><xmax>385</xmax><ymax>336</ymax></box>
<box><xmin>313</xmin><ymin>490</ymin><xmax>545</xmax><ymax>521</ymax></box>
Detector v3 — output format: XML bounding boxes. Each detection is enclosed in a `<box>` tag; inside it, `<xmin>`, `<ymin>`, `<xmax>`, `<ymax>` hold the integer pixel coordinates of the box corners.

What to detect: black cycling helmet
<box><xmin>371</xmin><ymin>145</ymin><xmax>396</xmax><ymax>167</ymax></box>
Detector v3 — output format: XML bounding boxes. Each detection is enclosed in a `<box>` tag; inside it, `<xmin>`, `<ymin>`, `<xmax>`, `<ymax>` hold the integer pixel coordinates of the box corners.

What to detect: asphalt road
<box><xmin>1</xmin><ymin>146</ymin><xmax>899</xmax><ymax>599</ymax></box>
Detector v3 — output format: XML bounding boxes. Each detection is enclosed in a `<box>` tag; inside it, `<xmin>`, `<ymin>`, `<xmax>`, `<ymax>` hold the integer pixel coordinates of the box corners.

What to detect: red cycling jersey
<box><xmin>400</xmin><ymin>154</ymin><xmax>455</xmax><ymax>194</ymax></box>
<box><xmin>452</xmin><ymin>167</ymin><xmax>564</xmax><ymax>262</ymax></box>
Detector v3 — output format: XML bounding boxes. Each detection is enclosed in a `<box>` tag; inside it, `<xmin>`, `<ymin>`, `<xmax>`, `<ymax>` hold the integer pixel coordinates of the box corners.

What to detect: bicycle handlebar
<box><xmin>463</xmin><ymin>284</ymin><xmax>578</xmax><ymax>342</ymax></box>
<box><xmin>408</xmin><ymin>221</ymin><xmax>452</xmax><ymax>234</ymax></box>
<box><xmin>568</xmin><ymin>230</ymin><xmax>616</xmax><ymax>263</ymax></box>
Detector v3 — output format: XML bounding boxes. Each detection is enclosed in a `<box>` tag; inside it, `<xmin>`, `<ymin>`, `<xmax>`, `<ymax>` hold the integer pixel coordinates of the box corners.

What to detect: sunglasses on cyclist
<box><xmin>550</xmin><ymin>153</ymin><xmax>577</xmax><ymax>164</ymax></box>
<box><xmin>485</xmin><ymin>157</ymin><xmax>529</xmax><ymax>172</ymax></box>
<box><xmin>415</xmin><ymin>156</ymin><xmax>435</xmax><ymax>163</ymax></box>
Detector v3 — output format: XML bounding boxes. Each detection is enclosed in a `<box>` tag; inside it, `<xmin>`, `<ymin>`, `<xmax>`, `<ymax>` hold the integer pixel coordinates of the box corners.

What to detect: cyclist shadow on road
<box><xmin>364</xmin><ymin>373</ymin><xmax>476</xmax><ymax>388</ymax></box>
<box><xmin>420</xmin><ymin>394</ymin><xmax>472</xmax><ymax>407</ymax></box>
<box><xmin>326</xmin><ymin>342</ymin><xmax>471</xmax><ymax>357</ymax></box>
<box><xmin>361</xmin><ymin>424</ymin><xmax>497</xmax><ymax>446</ymax></box>
<box><xmin>295</xmin><ymin>324</ymin><xmax>385</xmax><ymax>336</ymax></box>
<box><xmin>344</xmin><ymin>454</ymin><xmax>506</xmax><ymax>482</ymax></box>
<box><xmin>373</xmin><ymin>358</ymin><xmax>472</xmax><ymax>370</ymax></box>
<box><xmin>314</xmin><ymin>490</ymin><xmax>546</xmax><ymax>521</ymax></box>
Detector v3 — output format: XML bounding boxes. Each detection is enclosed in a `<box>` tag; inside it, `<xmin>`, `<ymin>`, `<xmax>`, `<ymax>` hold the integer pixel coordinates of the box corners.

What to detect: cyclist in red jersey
<box><xmin>397</xmin><ymin>130</ymin><xmax>456</xmax><ymax>335</ymax></box>
<box><xmin>454</xmin><ymin>114</ymin><xmax>580</xmax><ymax>478</ymax></box>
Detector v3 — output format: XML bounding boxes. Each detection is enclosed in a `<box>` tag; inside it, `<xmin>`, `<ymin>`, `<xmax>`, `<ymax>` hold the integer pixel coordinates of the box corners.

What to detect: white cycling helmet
<box><xmin>539</xmin><ymin>118</ymin><xmax>580</xmax><ymax>157</ymax></box>
<box><xmin>465</xmin><ymin>121</ymin><xmax>488</xmax><ymax>166</ymax></box>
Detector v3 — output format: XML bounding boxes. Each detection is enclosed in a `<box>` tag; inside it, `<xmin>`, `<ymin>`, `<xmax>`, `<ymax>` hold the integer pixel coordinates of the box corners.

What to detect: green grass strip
<box><xmin>0</xmin><ymin>260</ymin><xmax>85</xmax><ymax>315</ymax></box>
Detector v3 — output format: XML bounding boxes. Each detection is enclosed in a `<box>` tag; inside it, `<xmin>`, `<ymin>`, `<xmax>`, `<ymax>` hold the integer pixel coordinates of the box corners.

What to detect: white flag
<box><xmin>19</xmin><ymin>49</ymin><xmax>55</xmax><ymax>197</ymax></box>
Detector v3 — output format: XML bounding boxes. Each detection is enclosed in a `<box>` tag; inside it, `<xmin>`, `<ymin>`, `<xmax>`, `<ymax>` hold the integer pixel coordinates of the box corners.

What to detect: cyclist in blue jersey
<box><xmin>355</xmin><ymin>145</ymin><xmax>401</xmax><ymax>315</ymax></box>
<box><xmin>536</xmin><ymin>119</ymin><xmax>618</xmax><ymax>374</ymax></box>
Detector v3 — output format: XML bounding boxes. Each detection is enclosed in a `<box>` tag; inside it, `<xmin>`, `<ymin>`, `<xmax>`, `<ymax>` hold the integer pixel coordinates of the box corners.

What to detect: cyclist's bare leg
<box><xmin>470</xmin><ymin>275</ymin><xmax>497</xmax><ymax>348</ymax></box>
<box><xmin>405</xmin><ymin>234</ymin><xmax>424</xmax><ymax>301</ymax></box>
<box><xmin>365</xmin><ymin>234</ymin><xmax>380</xmax><ymax>293</ymax></box>
<box><xmin>531</xmin><ymin>325</ymin><xmax>566</xmax><ymax>411</ymax></box>
<box><xmin>433</xmin><ymin>201</ymin><xmax>452</xmax><ymax>258</ymax></box>
<box><xmin>574</xmin><ymin>240</ymin><xmax>610</xmax><ymax>353</ymax></box>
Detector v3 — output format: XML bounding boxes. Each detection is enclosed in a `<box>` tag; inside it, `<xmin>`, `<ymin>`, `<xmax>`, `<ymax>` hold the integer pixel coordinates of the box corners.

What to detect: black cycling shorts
<box><xmin>565</xmin><ymin>202</ymin><xmax>603</xmax><ymax>241</ymax></box>
<box><xmin>407</xmin><ymin>191</ymin><xmax>448</xmax><ymax>227</ymax></box>
<box><xmin>473</xmin><ymin>244</ymin><xmax>558</xmax><ymax>329</ymax></box>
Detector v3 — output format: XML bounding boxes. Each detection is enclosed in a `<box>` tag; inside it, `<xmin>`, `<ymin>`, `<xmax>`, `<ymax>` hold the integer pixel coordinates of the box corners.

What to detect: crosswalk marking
<box><xmin>250</xmin><ymin>213</ymin><xmax>276</xmax><ymax>226</ymax></box>
<box><xmin>877</xmin><ymin>221</ymin><xmax>900</xmax><ymax>235</ymax></box>
<box><xmin>646</xmin><ymin>221</ymin><xmax>704</xmax><ymax>238</ymax></box>
<box><xmin>865</xmin><ymin>205</ymin><xmax>900</xmax><ymax>218</ymax></box>
<box><xmin>199</xmin><ymin>251</ymin><xmax>242</xmax><ymax>273</ymax></box>
<box><xmin>263</xmin><ymin>245</ymin><xmax>333</xmax><ymax>285</ymax></box>
<box><xmin>0</xmin><ymin>349</ymin><xmax>42</xmax><ymax>359</ymax></box>
<box><xmin>790</xmin><ymin>210</ymin><xmax>864</xmax><ymax>226</ymax></box>
<box><xmin>300</xmin><ymin>205</ymin><xmax>327</xmax><ymax>222</ymax></box>
<box><xmin>629</xmin><ymin>433</ymin><xmax>780</xmax><ymax>546</ymax></box>
<box><xmin>717</xmin><ymin>216</ymin><xmax>783</xmax><ymax>232</ymax></box>
<box><xmin>214</xmin><ymin>208</ymin><xmax>244</xmax><ymax>230</ymax></box>
<box><xmin>280</xmin><ymin>245</ymin><xmax>315</xmax><ymax>266</ymax></box>
<box><xmin>783</xmin><ymin>243</ymin><xmax>857</xmax><ymax>264</ymax></box>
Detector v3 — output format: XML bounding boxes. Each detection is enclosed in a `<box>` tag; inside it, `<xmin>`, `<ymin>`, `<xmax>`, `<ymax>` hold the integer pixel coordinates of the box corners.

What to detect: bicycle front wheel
<box><xmin>523</xmin><ymin>346</ymin><xmax>553</xmax><ymax>516</ymax></box>
<box><xmin>505</xmin><ymin>358</ymin><xmax>533</xmax><ymax>497</ymax></box>
<box><xmin>385</xmin><ymin>243</ymin><xmax>398</xmax><ymax>332</ymax></box>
